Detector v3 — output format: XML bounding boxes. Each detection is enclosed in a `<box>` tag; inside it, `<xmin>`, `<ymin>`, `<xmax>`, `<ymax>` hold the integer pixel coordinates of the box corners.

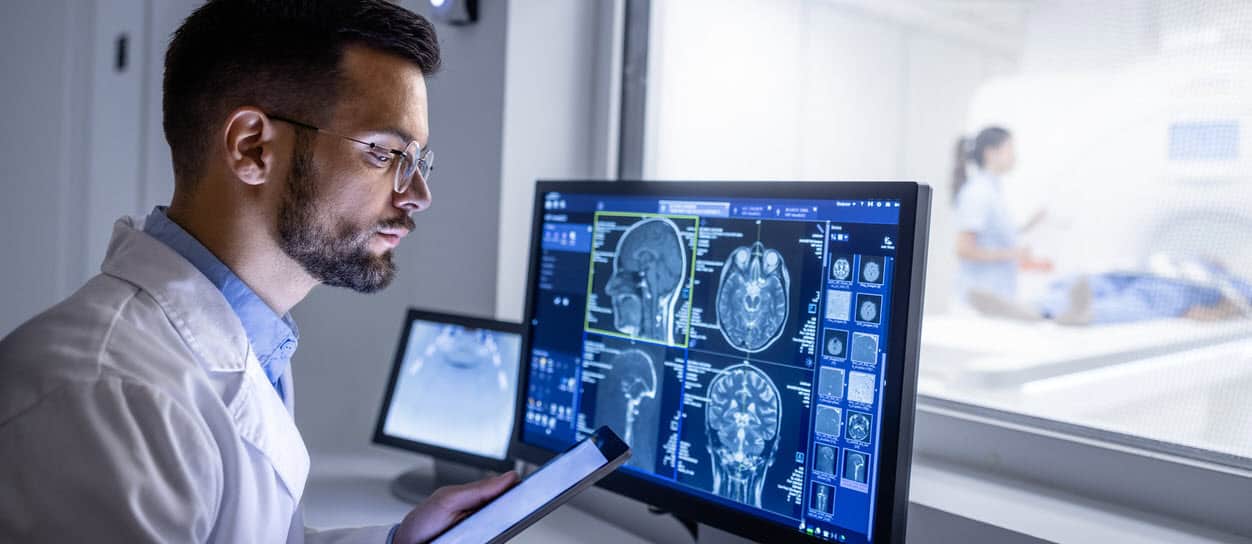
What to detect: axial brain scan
<box><xmin>705</xmin><ymin>364</ymin><xmax>782</xmax><ymax>508</ymax></box>
<box><xmin>847</xmin><ymin>411</ymin><xmax>871</xmax><ymax>443</ymax></box>
<box><xmin>605</xmin><ymin>217</ymin><xmax>687</xmax><ymax>343</ymax></box>
<box><xmin>831</xmin><ymin>256</ymin><xmax>852</xmax><ymax>281</ymax></box>
<box><xmin>716</xmin><ymin>242</ymin><xmax>791</xmax><ymax>353</ymax></box>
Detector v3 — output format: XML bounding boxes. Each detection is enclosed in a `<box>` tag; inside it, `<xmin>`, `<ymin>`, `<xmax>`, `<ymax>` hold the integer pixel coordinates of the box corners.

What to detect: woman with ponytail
<box><xmin>952</xmin><ymin>126</ymin><xmax>1048</xmax><ymax>305</ymax></box>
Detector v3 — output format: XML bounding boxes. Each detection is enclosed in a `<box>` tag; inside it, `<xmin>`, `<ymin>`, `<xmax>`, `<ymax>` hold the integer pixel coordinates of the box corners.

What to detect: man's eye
<box><xmin>370</xmin><ymin>152</ymin><xmax>393</xmax><ymax>164</ymax></box>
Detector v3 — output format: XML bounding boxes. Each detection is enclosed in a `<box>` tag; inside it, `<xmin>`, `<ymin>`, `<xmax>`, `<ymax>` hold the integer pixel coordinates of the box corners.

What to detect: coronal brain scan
<box><xmin>830</xmin><ymin>254</ymin><xmax>853</xmax><ymax>282</ymax></box>
<box><xmin>705</xmin><ymin>363</ymin><xmax>782</xmax><ymax>508</ymax></box>
<box><xmin>843</xmin><ymin>450</ymin><xmax>869</xmax><ymax>484</ymax></box>
<box><xmin>604</xmin><ymin>217</ymin><xmax>688</xmax><ymax>343</ymax></box>
<box><xmin>847</xmin><ymin>371</ymin><xmax>876</xmax><ymax>405</ymax></box>
<box><xmin>815</xmin><ymin>405</ymin><xmax>842</xmax><ymax>438</ymax></box>
<box><xmin>859</xmin><ymin>255</ymin><xmax>885</xmax><ymax>285</ymax></box>
<box><xmin>856</xmin><ymin>294</ymin><xmax>882</xmax><ymax>324</ymax></box>
<box><xmin>814</xmin><ymin>444</ymin><xmax>837</xmax><ymax>476</ymax></box>
<box><xmin>850</xmin><ymin>332</ymin><xmax>879</xmax><ymax>365</ymax></box>
<box><xmin>811</xmin><ymin>483</ymin><xmax>834</xmax><ymax>514</ymax></box>
<box><xmin>847</xmin><ymin>411</ymin><xmax>872</xmax><ymax>443</ymax></box>
<box><xmin>716</xmin><ymin>242</ymin><xmax>791</xmax><ymax>353</ymax></box>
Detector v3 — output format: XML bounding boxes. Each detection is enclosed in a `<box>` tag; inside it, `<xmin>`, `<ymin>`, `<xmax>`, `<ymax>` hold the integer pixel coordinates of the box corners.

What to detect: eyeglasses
<box><xmin>267</xmin><ymin>114</ymin><xmax>433</xmax><ymax>194</ymax></box>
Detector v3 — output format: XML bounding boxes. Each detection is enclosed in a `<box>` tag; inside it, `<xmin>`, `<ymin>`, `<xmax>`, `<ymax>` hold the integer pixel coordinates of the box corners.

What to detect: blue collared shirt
<box><xmin>143</xmin><ymin>207</ymin><xmax>297</xmax><ymax>398</ymax></box>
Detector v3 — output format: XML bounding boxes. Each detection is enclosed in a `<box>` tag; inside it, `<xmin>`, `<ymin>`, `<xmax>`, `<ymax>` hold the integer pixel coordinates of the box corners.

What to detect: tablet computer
<box><xmin>432</xmin><ymin>426</ymin><xmax>631</xmax><ymax>544</ymax></box>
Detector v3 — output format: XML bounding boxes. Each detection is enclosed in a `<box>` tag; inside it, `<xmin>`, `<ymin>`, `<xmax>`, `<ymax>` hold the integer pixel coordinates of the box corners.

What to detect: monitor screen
<box><xmin>375</xmin><ymin>309</ymin><xmax>524</xmax><ymax>468</ymax></box>
<box><xmin>514</xmin><ymin>181</ymin><xmax>929</xmax><ymax>544</ymax></box>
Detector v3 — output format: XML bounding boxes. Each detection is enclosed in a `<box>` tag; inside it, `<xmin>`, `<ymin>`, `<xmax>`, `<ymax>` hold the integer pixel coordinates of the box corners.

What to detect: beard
<box><xmin>277</xmin><ymin>135</ymin><xmax>414</xmax><ymax>293</ymax></box>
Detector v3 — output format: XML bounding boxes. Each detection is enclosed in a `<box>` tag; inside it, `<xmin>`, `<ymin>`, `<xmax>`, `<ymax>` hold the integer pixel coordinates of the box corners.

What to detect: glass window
<box><xmin>639</xmin><ymin>0</ymin><xmax>1252</xmax><ymax>464</ymax></box>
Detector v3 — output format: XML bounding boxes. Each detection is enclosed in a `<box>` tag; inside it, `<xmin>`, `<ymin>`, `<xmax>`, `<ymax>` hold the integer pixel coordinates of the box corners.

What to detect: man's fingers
<box><xmin>432</xmin><ymin>471</ymin><xmax>519</xmax><ymax>513</ymax></box>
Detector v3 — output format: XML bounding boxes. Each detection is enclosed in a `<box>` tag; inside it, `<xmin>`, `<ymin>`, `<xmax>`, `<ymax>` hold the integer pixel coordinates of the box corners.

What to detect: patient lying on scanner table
<box><xmin>967</xmin><ymin>254</ymin><xmax>1252</xmax><ymax>325</ymax></box>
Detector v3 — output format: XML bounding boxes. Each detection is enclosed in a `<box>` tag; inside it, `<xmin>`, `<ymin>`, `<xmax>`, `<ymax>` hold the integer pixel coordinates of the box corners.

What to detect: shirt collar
<box><xmin>142</xmin><ymin>207</ymin><xmax>297</xmax><ymax>390</ymax></box>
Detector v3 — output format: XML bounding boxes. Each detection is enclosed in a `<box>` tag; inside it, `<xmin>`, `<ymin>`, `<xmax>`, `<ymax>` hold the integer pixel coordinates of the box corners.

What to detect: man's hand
<box><xmin>393</xmin><ymin>471</ymin><xmax>520</xmax><ymax>544</ymax></box>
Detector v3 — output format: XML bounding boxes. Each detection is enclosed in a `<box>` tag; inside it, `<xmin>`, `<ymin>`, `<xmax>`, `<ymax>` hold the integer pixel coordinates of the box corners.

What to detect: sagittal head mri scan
<box><xmin>605</xmin><ymin>217</ymin><xmax>688</xmax><ymax>344</ymax></box>
<box><xmin>716</xmin><ymin>241</ymin><xmax>791</xmax><ymax>353</ymax></box>
<box><xmin>705</xmin><ymin>363</ymin><xmax>782</xmax><ymax>508</ymax></box>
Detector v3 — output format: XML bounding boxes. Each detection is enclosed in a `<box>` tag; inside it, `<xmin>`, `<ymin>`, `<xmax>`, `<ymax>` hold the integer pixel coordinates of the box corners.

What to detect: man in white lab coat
<box><xmin>0</xmin><ymin>1</ymin><xmax>516</xmax><ymax>542</ymax></box>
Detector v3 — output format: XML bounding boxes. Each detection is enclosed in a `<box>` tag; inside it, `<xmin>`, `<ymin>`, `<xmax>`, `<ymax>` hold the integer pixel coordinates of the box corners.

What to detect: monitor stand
<box><xmin>389</xmin><ymin>459</ymin><xmax>489</xmax><ymax>504</ymax></box>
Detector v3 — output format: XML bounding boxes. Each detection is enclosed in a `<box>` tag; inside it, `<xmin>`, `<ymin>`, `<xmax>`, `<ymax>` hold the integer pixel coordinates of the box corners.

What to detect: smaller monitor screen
<box><xmin>380</xmin><ymin>313</ymin><xmax>523</xmax><ymax>461</ymax></box>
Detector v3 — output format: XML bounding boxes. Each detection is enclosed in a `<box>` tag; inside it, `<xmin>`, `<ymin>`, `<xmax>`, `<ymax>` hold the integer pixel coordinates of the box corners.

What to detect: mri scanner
<box><xmin>919</xmin><ymin>57</ymin><xmax>1252</xmax><ymax>454</ymax></box>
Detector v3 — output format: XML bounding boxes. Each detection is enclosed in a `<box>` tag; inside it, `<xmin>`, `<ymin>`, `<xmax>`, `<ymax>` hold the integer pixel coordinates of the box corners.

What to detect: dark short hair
<box><xmin>162</xmin><ymin>0</ymin><xmax>440</xmax><ymax>185</ymax></box>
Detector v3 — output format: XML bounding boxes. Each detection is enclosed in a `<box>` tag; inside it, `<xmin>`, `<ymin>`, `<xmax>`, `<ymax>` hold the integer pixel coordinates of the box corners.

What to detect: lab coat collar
<box><xmin>100</xmin><ymin>216</ymin><xmax>309</xmax><ymax>501</ymax></box>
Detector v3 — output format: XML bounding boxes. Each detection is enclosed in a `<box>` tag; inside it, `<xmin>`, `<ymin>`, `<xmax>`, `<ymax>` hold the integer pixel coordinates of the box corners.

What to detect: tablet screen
<box><xmin>431</xmin><ymin>438</ymin><xmax>608</xmax><ymax>543</ymax></box>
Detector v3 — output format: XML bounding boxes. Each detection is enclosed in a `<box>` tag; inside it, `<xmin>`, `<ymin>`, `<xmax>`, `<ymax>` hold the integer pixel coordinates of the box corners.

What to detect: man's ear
<box><xmin>222</xmin><ymin>107</ymin><xmax>279</xmax><ymax>187</ymax></box>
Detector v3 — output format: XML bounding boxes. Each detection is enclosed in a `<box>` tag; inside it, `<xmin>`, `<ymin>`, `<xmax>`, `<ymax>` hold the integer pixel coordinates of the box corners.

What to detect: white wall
<box><xmin>642</xmin><ymin>0</ymin><xmax>1020</xmax><ymax>313</ymax></box>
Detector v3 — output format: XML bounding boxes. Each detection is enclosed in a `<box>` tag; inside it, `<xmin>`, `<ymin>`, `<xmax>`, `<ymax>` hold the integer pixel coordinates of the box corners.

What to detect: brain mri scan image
<box><xmin>856</xmin><ymin>293</ymin><xmax>882</xmax><ymax>324</ymax></box>
<box><xmin>829</xmin><ymin>253</ymin><xmax>853</xmax><ymax>282</ymax></box>
<box><xmin>818</xmin><ymin>367</ymin><xmax>844</xmax><ymax>400</ymax></box>
<box><xmin>814</xmin><ymin>444</ymin><xmax>837</xmax><ymax>476</ymax></box>
<box><xmin>850</xmin><ymin>332</ymin><xmax>879</xmax><ymax>366</ymax></box>
<box><xmin>859</xmin><ymin>255</ymin><xmax>885</xmax><ymax>285</ymax></box>
<box><xmin>598</xmin><ymin>349</ymin><xmax>658</xmax><ymax>449</ymax></box>
<box><xmin>823</xmin><ymin>328</ymin><xmax>848</xmax><ymax>359</ymax></box>
<box><xmin>585</xmin><ymin>339</ymin><xmax>670</xmax><ymax>473</ymax></box>
<box><xmin>825</xmin><ymin>290</ymin><xmax>852</xmax><ymax>322</ymax></box>
<box><xmin>843</xmin><ymin>450</ymin><xmax>869</xmax><ymax>484</ymax></box>
<box><xmin>705</xmin><ymin>364</ymin><xmax>782</xmax><ymax>508</ymax></box>
<box><xmin>846</xmin><ymin>411</ymin><xmax>872</xmax><ymax>443</ymax></box>
<box><xmin>847</xmin><ymin>371</ymin><xmax>876</xmax><ymax>405</ymax></box>
<box><xmin>604</xmin><ymin>217</ymin><xmax>688</xmax><ymax>344</ymax></box>
<box><xmin>811</xmin><ymin>482</ymin><xmax>835</xmax><ymax>514</ymax></box>
<box><xmin>814</xmin><ymin>405</ymin><xmax>842</xmax><ymax>438</ymax></box>
<box><xmin>716</xmin><ymin>242</ymin><xmax>791</xmax><ymax>353</ymax></box>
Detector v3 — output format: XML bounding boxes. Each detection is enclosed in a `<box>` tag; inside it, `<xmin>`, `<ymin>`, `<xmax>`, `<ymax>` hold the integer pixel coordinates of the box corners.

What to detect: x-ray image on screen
<box><xmin>688</xmin><ymin>218</ymin><xmax>826</xmax><ymax>367</ymax></box>
<box><xmin>817</xmin><ymin>367</ymin><xmax>844</xmax><ymax>401</ymax></box>
<box><xmin>811</xmin><ymin>482</ymin><xmax>835</xmax><ymax>515</ymax></box>
<box><xmin>825</xmin><ymin>290</ymin><xmax>852</xmax><ymax>323</ymax></box>
<box><xmin>815</xmin><ymin>405</ymin><xmax>842</xmax><ymax>439</ymax></box>
<box><xmin>829</xmin><ymin>252</ymin><xmax>854</xmax><ymax>283</ymax></box>
<box><xmin>716</xmin><ymin>241</ymin><xmax>791</xmax><ymax>353</ymax></box>
<box><xmin>382</xmin><ymin>321</ymin><xmax>521</xmax><ymax>460</ymax></box>
<box><xmin>586</xmin><ymin>214</ymin><xmax>697</xmax><ymax>346</ymax></box>
<box><xmin>847</xmin><ymin>371</ymin><xmax>877</xmax><ymax>406</ymax></box>
<box><xmin>856</xmin><ymin>293</ymin><xmax>882</xmax><ymax>325</ymax></box>
<box><xmin>843</xmin><ymin>450</ymin><xmax>870</xmax><ymax>485</ymax></box>
<box><xmin>858</xmin><ymin>255</ymin><xmax>885</xmax><ymax>286</ymax></box>
<box><xmin>579</xmin><ymin>335</ymin><xmax>683</xmax><ymax>474</ymax></box>
<box><xmin>676</xmin><ymin>352</ymin><xmax>813</xmax><ymax>519</ymax></box>
<box><xmin>822</xmin><ymin>329</ymin><xmax>849</xmax><ymax>360</ymax></box>
<box><xmin>813</xmin><ymin>444</ymin><xmax>838</xmax><ymax>477</ymax></box>
<box><xmin>850</xmin><ymin>332</ymin><xmax>879</xmax><ymax>366</ymax></box>
<box><xmin>846</xmin><ymin>410</ymin><xmax>873</xmax><ymax>444</ymax></box>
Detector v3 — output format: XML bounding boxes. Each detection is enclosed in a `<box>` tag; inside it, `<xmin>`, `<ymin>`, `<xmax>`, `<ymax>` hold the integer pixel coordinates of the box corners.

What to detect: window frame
<box><xmin>613</xmin><ymin>1</ymin><xmax>1252</xmax><ymax>537</ymax></box>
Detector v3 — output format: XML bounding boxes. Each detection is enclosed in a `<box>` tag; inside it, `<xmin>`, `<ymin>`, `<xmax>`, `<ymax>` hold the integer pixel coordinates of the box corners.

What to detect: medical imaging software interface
<box><xmin>522</xmin><ymin>192</ymin><xmax>901</xmax><ymax>543</ymax></box>
<box><xmin>382</xmin><ymin>320</ymin><xmax>522</xmax><ymax>460</ymax></box>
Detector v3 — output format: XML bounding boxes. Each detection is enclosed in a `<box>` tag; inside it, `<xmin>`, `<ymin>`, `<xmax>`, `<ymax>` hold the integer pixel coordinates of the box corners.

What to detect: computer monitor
<box><xmin>374</xmin><ymin>308</ymin><xmax>524</xmax><ymax>474</ymax></box>
<box><xmin>511</xmin><ymin>181</ymin><xmax>930</xmax><ymax>544</ymax></box>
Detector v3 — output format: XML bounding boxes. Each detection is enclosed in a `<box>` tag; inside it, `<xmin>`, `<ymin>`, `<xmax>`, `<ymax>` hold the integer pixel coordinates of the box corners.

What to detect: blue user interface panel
<box><xmin>521</xmin><ymin>191</ymin><xmax>901</xmax><ymax>543</ymax></box>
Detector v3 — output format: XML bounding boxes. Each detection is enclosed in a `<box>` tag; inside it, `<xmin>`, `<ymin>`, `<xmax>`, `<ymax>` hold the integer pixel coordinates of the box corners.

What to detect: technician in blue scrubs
<box><xmin>951</xmin><ymin>126</ymin><xmax>1048</xmax><ymax>304</ymax></box>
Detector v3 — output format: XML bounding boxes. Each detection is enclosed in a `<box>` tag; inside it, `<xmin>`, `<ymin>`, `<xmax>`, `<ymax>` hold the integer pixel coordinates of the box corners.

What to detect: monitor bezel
<box><xmin>373</xmin><ymin>307</ymin><xmax>524</xmax><ymax>473</ymax></box>
<box><xmin>510</xmin><ymin>180</ymin><xmax>930</xmax><ymax>544</ymax></box>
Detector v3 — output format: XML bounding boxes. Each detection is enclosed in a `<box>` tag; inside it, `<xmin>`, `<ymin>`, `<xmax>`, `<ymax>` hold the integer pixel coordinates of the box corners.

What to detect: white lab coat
<box><xmin>0</xmin><ymin>217</ymin><xmax>394</xmax><ymax>544</ymax></box>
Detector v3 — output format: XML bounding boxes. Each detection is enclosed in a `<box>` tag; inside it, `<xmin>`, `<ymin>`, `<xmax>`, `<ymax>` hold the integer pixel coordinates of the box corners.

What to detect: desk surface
<box><xmin>302</xmin><ymin>447</ymin><xmax>651</xmax><ymax>544</ymax></box>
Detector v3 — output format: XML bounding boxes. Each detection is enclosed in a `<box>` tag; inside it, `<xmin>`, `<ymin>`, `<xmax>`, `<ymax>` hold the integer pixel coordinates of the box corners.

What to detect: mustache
<box><xmin>376</xmin><ymin>215</ymin><xmax>416</xmax><ymax>232</ymax></box>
